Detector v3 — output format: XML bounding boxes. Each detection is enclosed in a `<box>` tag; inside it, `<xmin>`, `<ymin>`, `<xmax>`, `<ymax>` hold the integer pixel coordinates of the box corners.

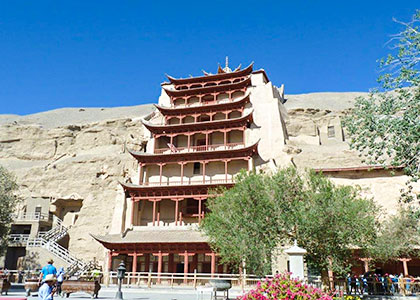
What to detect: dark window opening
<box><xmin>193</xmin><ymin>162</ymin><xmax>201</xmax><ymax>174</ymax></box>
<box><xmin>327</xmin><ymin>126</ymin><xmax>335</xmax><ymax>138</ymax></box>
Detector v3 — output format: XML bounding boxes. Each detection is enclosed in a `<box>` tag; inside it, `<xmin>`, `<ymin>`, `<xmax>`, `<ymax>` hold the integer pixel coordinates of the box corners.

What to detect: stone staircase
<box><xmin>25</xmin><ymin>216</ymin><xmax>87</xmax><ymax>276</ymax></box>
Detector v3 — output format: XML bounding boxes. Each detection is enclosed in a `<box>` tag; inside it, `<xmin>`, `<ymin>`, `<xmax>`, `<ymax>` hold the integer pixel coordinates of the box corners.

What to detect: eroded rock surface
<box><xmin>0</xmin><ymin>106</ymin><xmax>152</xmax><ymax>261</ymax></box>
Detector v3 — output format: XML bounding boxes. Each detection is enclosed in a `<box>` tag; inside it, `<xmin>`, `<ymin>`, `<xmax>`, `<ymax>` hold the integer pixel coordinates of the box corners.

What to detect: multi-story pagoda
<box><xmin>93</xmin><ymin>61</ymin><xmax>289</xmax><ymax>277</ymax></box>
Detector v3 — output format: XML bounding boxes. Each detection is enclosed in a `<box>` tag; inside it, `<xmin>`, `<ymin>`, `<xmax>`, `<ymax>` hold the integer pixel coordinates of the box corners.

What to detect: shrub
<box><xmin>238</xmin><ymin>273</ymin><xmax>334</xmax><ymax>300</ymax></box>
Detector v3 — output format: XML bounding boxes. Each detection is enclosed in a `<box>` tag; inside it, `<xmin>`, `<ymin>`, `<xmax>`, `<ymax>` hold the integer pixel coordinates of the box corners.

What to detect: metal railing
<box><xmin>26</xmin><ymin>238</ymin><xmax>84</xmax><ymax>269</ymax></box>
<box><xmin>140</xmin><ymin>178</ymin><xmax>234</xmax><ymax>187</ymax></box>
<box><xmin>10</xmin><ymin>215</ymin><xmax>87</xmax><ymax>277</ymax></box>
<box><xmin>42</xmin><ymin>217</ymin><xmax>67</xmax><ymax>242</ymax></box>
<box><xmin>12</xmin><ymin>212</ymin><xmax>50</xmax><ymax>222</ymax></box>
<box><xmin>154</xmin><ymin>142</ymin><xmax>245</xmax><ymax>154</ymax></box>
<box><xmin>8</xmin><ymin>234</ymin><xmax>30</xmax><ymax>244</ymax></box>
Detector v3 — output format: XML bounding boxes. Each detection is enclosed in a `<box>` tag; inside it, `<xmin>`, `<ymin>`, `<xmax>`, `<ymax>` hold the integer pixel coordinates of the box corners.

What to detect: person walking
<box><xmin>38</xmin><ymin>274</ymin><xmax>57</xmax><ymax>300</ymax></box>
<box><xmin>38</xmin><ymin>259</ymin><xmax>57</xmax><ymax>284</ymax></box>
<box><xmin>56</xmin><ymin>267</ymin><xmax>65</xmax><ymax>296</ymax></box>
<box><xmin>398</xmin><ymin>273</ymin><xmax>407</xmax><ymax>296</ymax></box>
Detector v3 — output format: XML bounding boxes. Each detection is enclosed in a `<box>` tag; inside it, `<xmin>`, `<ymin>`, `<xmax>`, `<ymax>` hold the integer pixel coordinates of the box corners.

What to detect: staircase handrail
<box><xmin>27</xmin><ymin>237</ymin><xmax>85</xmax><ymax>268</ymax></box>
<box><xmin>12</xmin><ymin>212</ymin><xmax>50</xmax><ymax>222</ymax></box>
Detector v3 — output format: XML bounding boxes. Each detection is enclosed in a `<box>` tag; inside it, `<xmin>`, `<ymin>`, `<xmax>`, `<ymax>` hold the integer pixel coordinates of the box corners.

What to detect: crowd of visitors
<box><xmin>346</xmin><ymin>272</ymin><xmax>418</xmax><ymax>296</ymax></box>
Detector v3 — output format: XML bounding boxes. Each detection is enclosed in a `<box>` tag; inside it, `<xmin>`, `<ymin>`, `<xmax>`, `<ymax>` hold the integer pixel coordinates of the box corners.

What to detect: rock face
<box><xmin>283</xmin><ymin>91</ymin><xmax>420</xmax><ymax>215</ymax></box>
<box><xmin>1</xmin><ymin>92</ymin><xmax>418</xmax><ymax>264</ymax></box>
<box><xmin>0</xmin><ymin>105</ymin><xmax>153</xmax><ymax>262</ymax></box>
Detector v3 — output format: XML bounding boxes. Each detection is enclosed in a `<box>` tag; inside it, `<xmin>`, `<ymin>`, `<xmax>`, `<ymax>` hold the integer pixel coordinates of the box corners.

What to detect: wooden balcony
<box><xmin>154</xmin><ymin>142</ymin><xmax>244</xmax><ymax>154</ymax></box>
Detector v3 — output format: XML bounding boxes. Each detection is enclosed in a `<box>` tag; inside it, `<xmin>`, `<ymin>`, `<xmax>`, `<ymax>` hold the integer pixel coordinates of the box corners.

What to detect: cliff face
<box><xmin>1</xmin><ymin>92</ymin><xmax>417</xmax><ymax>263</ymax></box>
<box><xmin>283</xmin><ymin>92</ymin><xmax>420</xmax><ymax>216</ymax></box>
<box><xmin>0</xmin><ymin>106</ymin><xmax>153</xmax><ymax>262</ymax></box>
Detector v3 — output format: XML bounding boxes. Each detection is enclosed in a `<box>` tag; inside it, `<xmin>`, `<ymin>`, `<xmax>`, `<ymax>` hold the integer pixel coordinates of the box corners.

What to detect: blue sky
<box><xmin>0</xmin><ymin>1</ymin><xmax>418</xmax><ymax>115</ymax></box>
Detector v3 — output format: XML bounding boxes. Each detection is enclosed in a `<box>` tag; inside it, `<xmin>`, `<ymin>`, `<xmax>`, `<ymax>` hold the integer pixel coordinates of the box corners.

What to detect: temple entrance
<box><xmin>176</xmin><ymin>263</ymin><xmax>184</xmax><ymax>273</ymax></box>
<box><xmin>202</xmin><ymin>262</ymin><xmax>211</xmax><ymax>273</ymax></box>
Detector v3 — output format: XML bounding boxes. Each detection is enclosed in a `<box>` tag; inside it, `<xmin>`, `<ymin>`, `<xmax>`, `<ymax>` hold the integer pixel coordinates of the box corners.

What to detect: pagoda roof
<box><xmin>142</xmin><ymin>110</ymin><xmax>253</xmax><ymax>135</ymax></box>
<box><xmin>163</xmin><ymin>76</ymin><xmax>251</xmax><ymax>97</ymax></box>
<box><xmin>120</xmin><ymin>181</ymin><xmax>234</xmax><ymax>200</ymax></box>
<box><xmin>128</xmin><ymin>140</ymin><xmax>259</xmax><ymax>164</ymax></box>
<box><xmin>92</xmin><ymin>229</ymin><xmax>208</xmax><ymax>245</ymax></box>
<box><xmin>166</xmin><ymin>62</ymin><xmax>253</xmax><ymax>85</ymax></box>
<box><xmin>154</xmin><ymin>92</ymin><xmax>250</xmax><ymax>116</ymax></box>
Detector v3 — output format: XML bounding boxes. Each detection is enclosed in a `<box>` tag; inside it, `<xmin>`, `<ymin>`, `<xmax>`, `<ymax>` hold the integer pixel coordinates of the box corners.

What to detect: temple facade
<box><xmin>93</xmin><ymin>62</ymin><xmax>290</xmax><ymax>277</ymax></box>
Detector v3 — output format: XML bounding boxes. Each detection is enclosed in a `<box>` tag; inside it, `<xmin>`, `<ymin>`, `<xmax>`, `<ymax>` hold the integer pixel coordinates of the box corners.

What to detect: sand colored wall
<box><xmin>247</xmin><ymin>74</ymin><xmax>289</xmax><ymax>167</ymax></box>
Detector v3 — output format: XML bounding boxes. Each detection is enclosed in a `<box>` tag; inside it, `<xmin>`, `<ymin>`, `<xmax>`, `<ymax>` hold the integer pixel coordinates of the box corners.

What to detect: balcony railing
<box><xmin>9</xmin><ymin>234</ymin><xmax>30</xmax><ymax>244</ymax></box>
<box><xmin>170</xmin><ymin>97</ymin><xmax>235</xmax><ymax>108</ymax></box>
<box><xmin>12</xmin><ymin>212</ymin><xmax>51</xmax><ymax>222</ymax></box>
<box><xmin>154</xmin><ymin>142</ymin><xmax>244</xmax><ymax>154</ymax></box>
<box><xmin>140</xmin><ymin>178</ymin><xmax>234</xmax><ymax>187</ymax></box>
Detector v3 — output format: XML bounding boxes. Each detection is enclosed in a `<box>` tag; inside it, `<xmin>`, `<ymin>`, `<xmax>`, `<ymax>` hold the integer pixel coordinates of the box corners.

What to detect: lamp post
<box><xmin>115</xmin><ymin>261</ymin><xmax>126</xmax><ymax>300</ymax></box>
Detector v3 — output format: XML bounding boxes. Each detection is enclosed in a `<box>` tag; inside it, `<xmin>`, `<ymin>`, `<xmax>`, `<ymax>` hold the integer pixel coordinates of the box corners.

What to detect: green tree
<box><xmin>0</xmin><ymin>166</ymin><xmax>19</xmax><ymax>254</ymax></box>
<box><xmin>200</xmin><ymin>167</ymin><xmax>380</xmax><ymax>277</ymax></box>
<box><xmin>201</xmin><ymin>171</ymin><xmax>279</xmax><ymax>275</ymax></box>
<box><xmin>343</xmin><ymin>10</ymin><xmax>420</xmax><ymax>183</ymax></box>
<box><xmin>296</xmin><ymin>171</ymin><xmax>379</xmax><ymax>276</ymax></box>
<box><xmin>367</xmin><ymin>208</ymin><xmax>420</xmax><ymax>263</ymax></box>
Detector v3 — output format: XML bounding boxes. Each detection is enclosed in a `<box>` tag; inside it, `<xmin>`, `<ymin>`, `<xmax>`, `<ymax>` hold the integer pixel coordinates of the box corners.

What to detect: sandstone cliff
<box><xmin>1</xmin><ymin>92</ymin><xmax>416</xmax><ymax>263</ymax></box>
<box><xmin>0</xmin><ymin>105</ymin><xmax>153</xmax><ymax>262</ymax></box>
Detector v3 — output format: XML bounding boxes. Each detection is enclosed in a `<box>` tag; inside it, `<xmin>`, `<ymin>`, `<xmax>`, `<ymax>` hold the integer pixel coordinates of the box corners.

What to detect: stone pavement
<box><xmin>2</xmin><ymin>284</ymin><xmax>246</xmax><ymax>300</ymax></box>
<box><xmin>5</xmin><ymin>285</ymin><xmax>420</xmax><ymax>300</ymax></box>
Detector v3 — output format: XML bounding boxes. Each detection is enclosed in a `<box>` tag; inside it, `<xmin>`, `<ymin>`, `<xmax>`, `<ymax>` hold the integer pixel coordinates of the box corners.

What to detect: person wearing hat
<box><xmin>38</xmin><ymin>259</ymin><xmax>57</xmax><ymax>284</ymax></box>
<box><xmin>38</xmin><ymin>274</ymin><xmax>57</xmax><ymax>300</ymax></box>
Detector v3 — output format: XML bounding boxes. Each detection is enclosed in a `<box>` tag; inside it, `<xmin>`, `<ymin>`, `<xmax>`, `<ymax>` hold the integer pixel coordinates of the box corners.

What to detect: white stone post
<box><xmin>284</xmin><ymin>240</ymin><xmax>307</xmax><ymax>281</ymax></box>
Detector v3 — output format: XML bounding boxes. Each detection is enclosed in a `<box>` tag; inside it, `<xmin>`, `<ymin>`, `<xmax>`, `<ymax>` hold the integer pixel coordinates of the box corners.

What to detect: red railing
<box><xmin>140</xmin><ymin>178</ymin><xmax>234</xmax><ymax>186</ymax></box>
<box><xmin>154</xmin><ymin>142</ymin><xmax>244</xmax><ymax>154</ymax></box>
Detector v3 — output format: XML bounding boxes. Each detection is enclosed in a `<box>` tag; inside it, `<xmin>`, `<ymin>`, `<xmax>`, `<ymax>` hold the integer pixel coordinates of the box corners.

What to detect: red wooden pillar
<box><xmin>223</xmin><ymin>130</ymin><xmax>227</xmax><ymax>148</ymax></box>
<box><xmin>180</xmin><ymin>163</ymin><xmax>184</xmax><ymax>185</ymax></box>
<box><xmin>224</xmin><ymin>160</ymin><xmax>228</xmax><ymax>182</ymax></box>
<box><xmin>198</xmin><ymin>198</ymin><xmax>202</xmax><ymax>223</ymax></box>
<box><xmin>359</xmin><ymin>258</ymin><xmax>372</xmax><ymax>273</ymax></box>
<box><xmin>159</xmin><ymin>164</ymin><xmax>164</xmax><ymax>185</ymax></box>
<box><xmin>109</xmin><ymin>252</ymin><xmax>119</xmax><ymax>272</ymax></box>
<box><xmin>187</xmin><ymin>134</ymin><xmax>191</xmax><ymax>151</ymax></box>
<box><xmin>130</xmin><ymin>200</ymin><xmax>136</xmax><ymax>227</ymax></box>
<box><xmin>151</xmin><ymin>199</ymin><xmax>161</xmax><ymax>226</ymax></box>
<box><xmin>129</xmin><ymin>253</ymin><xmax>143</xmax><ymax>284</ymax></box>
<box><xmin>206</xmin><ymin>253</ymin><xmax>217</xmax><ymax>277</ymax></box>
<box><xmin>205</xmin><ymin>132</ymin><xmax>209</xmax><ymax>150</ymax></box>
<box><xmin>202</xmin><ymin>161</ymin><xmax>207</xmax><ymax>183</ymax></box>
<box><xmin>153</xmin><ymin>251</ymin><xmax>169</xmax><ymax>283</ymax></box>
<box><xmin>174</xmin><ymin>199</ymin><xmax>180</xmax><ymax>225</ymax></box>
<box><xmin>399</xmin><ymin>258</ymin><xmax>412</xmax><ymax>276</ymax></box>
<box><xmin>179</xmin><ymin>251</ymin><xmax>195</xmax><ymax>283</ymax></box>
<box><xmin>242</xmin><ymin>126</ymin><xmax>246</xmax><ymax>143</ymax></box>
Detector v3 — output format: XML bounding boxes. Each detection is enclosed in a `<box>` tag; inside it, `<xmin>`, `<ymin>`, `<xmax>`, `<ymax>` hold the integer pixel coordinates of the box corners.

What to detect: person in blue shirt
<box><xmin>56</xmin><ymin>267</ymin><xmax>65</xmax><ymax>296</ymax></box>
<box><xmin>38</xmin><ymin>274</ymin><xmax>56</xmax><ymax>300</ymax></box>
<box><xmin>38</xmin><ymin>259</ymin><xmax>57</xmax><ymax>284</ymax></box>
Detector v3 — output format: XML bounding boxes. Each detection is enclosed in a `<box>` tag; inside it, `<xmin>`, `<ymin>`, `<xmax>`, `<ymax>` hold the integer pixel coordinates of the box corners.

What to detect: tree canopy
<box><xmin>200</xmin><ymin>167</ymin><xmax>379</xmax><ymax>276</ymax></box>
<box><xmin>0</xmin><ymin>165</ymin><xmax>19</xmax><ymax>254</ymax></box>
<box><xmin>367</xmin><ymin>207</ymin><xmax>420</xmax><ymax>263</ymax></box>
<box><xmin>343</xmin><ymin>10</ymin><xmax>420</xmax><ymax>184</ymax></box>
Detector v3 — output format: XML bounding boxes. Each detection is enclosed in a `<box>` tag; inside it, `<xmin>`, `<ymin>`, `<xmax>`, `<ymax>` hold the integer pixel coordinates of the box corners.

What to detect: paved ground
<box><xmin>4</xmin><ymin>285</ymin><xmax>420</xmax><ymax>300</ymax></box>
<box><xmin>2</xmin><ymin>285</ymin><xmax>245</xmax><ymax>300</ymax></box>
